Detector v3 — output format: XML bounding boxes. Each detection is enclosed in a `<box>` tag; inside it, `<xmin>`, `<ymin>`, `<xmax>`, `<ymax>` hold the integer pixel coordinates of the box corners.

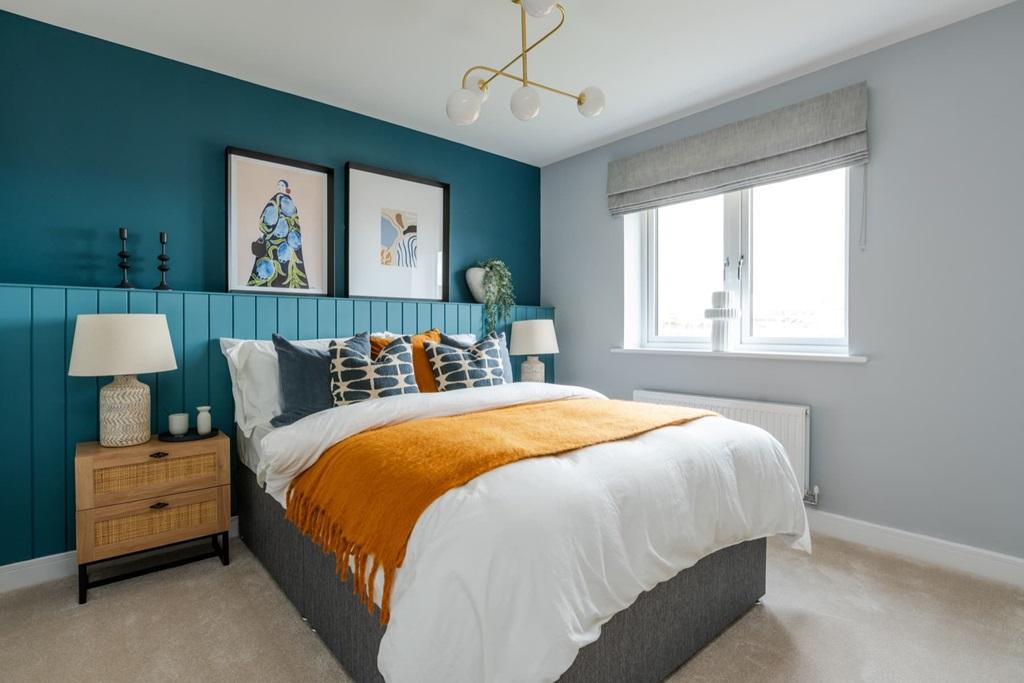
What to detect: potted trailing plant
<box><xmin>466</xmin><ymin>260</ymin><xmax>515</xmax><ymax>333</ymax></box>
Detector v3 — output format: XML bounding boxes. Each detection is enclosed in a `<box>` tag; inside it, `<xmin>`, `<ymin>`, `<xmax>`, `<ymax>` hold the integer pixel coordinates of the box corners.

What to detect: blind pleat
<box><xmin>607</xmin><ymin>82</ymin><xmax>868</xmax><ymax>216</ymax></box>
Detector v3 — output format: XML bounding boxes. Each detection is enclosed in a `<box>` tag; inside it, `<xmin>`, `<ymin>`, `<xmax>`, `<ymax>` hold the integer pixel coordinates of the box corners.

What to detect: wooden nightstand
<box><xmin>74</xmin><ymin>432</ymin><xmax>231</xmax><ymax>604</ymax></box>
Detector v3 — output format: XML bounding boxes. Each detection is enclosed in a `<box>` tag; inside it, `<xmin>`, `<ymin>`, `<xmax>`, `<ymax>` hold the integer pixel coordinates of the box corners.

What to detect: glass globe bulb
<box><xmin>446</xmin><ymin>88</ymin><xmax>482</xmax><ymax>126</ymax></box>
<box><xmin>510</xmin><ymin>86</ymin><xmax>540</xmax><ymax>121</ymax></box>
<box><xmin>577</xmin><ymin>86</ymin><xmax>605</xmax><ymax>118</ymax></box>
<box><xmin>468</xmin><ymin>72</ymin><xmax>490</xmax><ymax>103</ymax></box>
<box><xmin>522</xmin><ymin>0</ymin><xmax>557</xmax><ymax>18</ymax></box>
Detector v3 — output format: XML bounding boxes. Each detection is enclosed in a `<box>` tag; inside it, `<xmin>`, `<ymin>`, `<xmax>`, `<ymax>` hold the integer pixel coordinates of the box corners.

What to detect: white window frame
<box><xmin>638</xmin><ymin>167</ymin><xmax>862</xmax><ymax>355</ymax></box>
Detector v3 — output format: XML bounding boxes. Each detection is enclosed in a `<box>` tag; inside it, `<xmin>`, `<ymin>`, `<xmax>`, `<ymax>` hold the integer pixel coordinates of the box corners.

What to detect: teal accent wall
<box><xmin>0</xmin><ymin>10</ymin><xmax>540</xmax><ymax>304</ymax></box>
<box><xmin>0</xmin><ymin>283</ymin><xmax>555</xmax><ymax>565</ymax></box>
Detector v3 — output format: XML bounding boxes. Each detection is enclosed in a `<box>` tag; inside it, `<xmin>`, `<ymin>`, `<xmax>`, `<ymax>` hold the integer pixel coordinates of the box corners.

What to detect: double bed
<box><xmin>230</xmin><ymin>378</ymin><xmax>809</xmax><ymax>683</ymax></box>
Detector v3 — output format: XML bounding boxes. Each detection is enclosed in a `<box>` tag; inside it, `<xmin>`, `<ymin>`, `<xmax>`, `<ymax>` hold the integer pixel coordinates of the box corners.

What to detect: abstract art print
<box><xmin>346</xmin><ymin>163</ymin><xmax>449</xmax><ymax>301</ymax></box>
<box><xmin>380</xmin><ymin>209</ymin><xmax>418</xmax><ymax>268</ymax></box>
<box><xmin>226</xmin><ymin>148</ymin><xmax>334</xmax><ymax>295</ymax></box>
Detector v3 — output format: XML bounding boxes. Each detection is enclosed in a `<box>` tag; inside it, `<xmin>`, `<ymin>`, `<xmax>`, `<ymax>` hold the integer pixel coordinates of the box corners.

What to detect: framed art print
<box><xmin>226</xmin><ymin>147</ymin><xmax>334</xmax><ymax>295</ymax></box>
<box><xmin>345</xmin><ymin>163</ymin><xmax>449</xmax><ymax>301</ymax></box>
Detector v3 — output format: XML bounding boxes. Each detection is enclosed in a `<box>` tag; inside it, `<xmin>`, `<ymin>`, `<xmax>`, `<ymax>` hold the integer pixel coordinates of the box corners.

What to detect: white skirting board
<box><xmin>807</xmin><ymin>509</ymin><xmax>1024</xmax><ymax>589</ymax></box>
<box><xmin>3</xmin><ymin>514</ymin><xmax>1021</xmax><ymax>593</ymax></box>
<box><xmin>0</xmin><ymin>516</ymin><xmax>239</xmax><ymax>595</ymax></box>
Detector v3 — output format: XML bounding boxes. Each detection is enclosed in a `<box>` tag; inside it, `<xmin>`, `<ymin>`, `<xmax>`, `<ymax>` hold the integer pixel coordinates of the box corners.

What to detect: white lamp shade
<box><xmin>510</xmin><ymin>86</ymin><xmax>540</xmax><ymax>121</ymax></box>
<box><xmin>577</xmin><ymin>86</ymin><xmax>605</xmax><ymax>118</ymax></box>
<box><xmin>509</xmin><ymin>319</ymin><xmax>559</xmax><ymax>356</ymax></box>
<box><xmin>69</xmin><ymin>314</ymin><xmax>178</xmax><ymax>377</ymax></box>
<box><xmin>522</xmin><ymin>0</ymin><xmax>557</xmax><ymax>17</ymax></box>
<box><xmin>446</xmin><ymin>88</ymin><xmax>482</xmax><ymax>125</ymax></box>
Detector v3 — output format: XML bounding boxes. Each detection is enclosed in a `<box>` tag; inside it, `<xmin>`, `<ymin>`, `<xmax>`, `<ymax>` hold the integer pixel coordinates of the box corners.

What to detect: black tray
<box><xmin>158</xmin><ymin>427</ymin><xmax>220</xmax><ymax>442</ymax></box>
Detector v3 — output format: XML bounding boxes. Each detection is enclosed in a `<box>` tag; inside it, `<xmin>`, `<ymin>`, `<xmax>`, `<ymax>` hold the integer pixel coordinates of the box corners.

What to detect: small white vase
<box><xmin>196</xmin><ymin>406</ymin><xmax>212</xmax><ymax>435</ymax></box>
<box><xmin>466</xmin><ymin>267</ymin><xmax>487</xmax><ymax>304</ymax></box>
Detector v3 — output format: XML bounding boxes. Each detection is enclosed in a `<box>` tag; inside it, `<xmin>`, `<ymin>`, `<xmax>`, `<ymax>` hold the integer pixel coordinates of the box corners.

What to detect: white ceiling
<box><xmin>2</xmin><ymin>0</ymin><xmax>1012</xmax><ymax>166</ymax></box>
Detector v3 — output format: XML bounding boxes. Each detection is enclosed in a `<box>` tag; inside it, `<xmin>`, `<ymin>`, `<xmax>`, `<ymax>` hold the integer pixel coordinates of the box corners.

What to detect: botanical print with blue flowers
<box><xmin>248</xmin><ymin>179</ymin><xmax>309</xmax><ymax>288</ymax></box>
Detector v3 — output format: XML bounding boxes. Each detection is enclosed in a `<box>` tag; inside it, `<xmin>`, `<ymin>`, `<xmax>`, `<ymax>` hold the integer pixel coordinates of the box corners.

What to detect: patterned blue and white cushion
<box><xmin>423</xmin><ymin>333</ymin><xmax>507</xmax><ymax>391</ymax></box>
<box><xmin>329</xmin><ymin>335</ymin><xmax>419</xmax><ymax>406</ymax></box>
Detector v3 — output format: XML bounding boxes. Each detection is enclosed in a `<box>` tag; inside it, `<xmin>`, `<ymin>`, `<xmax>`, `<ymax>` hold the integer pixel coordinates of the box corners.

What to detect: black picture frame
<box><xmin>225</xmin><ymin>146</ymin><xmax>335</xmax><ymax>296</ymax></box>
<box><xmin>344</xmin><ymin>162</ymin><xmax>450</xmax><ymax>302</ymax></box>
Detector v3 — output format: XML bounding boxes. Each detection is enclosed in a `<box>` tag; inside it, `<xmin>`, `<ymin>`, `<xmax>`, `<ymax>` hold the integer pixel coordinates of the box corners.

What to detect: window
<box><xmin>637</xmin><ymin>167</ymin><xmax>857</xmax><ymax>354</ymax></box>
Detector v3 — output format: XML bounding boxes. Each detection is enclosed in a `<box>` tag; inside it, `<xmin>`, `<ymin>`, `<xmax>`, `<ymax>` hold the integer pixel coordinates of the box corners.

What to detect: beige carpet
<box><xmin>1</xmin><ymin>535</ymin><xmax>1021</xmax><ymax>682</ymax></box>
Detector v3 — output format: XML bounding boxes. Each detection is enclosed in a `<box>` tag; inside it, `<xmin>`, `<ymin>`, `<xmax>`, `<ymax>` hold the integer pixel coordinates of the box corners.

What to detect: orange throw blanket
<box><xmin>285</xmin><ymin>398</ymin><xmax>715</xmax><ymax>622</ymax></box>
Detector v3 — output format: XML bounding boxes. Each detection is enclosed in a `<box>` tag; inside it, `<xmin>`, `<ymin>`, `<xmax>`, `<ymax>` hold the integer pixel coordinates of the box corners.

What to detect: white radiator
<box><xmin>633</xmin><ymin>390</ymin><xmax>811</xmax><ymax>497</ymax></box>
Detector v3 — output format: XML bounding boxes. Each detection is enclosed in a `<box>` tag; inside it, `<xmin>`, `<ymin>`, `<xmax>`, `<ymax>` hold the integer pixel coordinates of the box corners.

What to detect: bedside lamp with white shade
<box><xmin>68</xmin><ymin>314</ymin><xmax>178</xmax><ymax>447</ymax></box>
<box><xmin>510</xmin><ymin>319</ymin><xmax>559</xmax><ymax>383</ymax></box>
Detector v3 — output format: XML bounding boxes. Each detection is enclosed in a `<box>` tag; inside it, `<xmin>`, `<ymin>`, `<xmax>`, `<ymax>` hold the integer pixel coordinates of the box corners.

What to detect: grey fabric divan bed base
<box><xmin>237</xmin><ymin>465</ymin><xmax>766</xmax><ymax>682</ymax></box>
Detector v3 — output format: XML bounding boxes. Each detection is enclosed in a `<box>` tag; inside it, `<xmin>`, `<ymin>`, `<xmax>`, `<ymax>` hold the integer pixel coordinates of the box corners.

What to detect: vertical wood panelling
<box><xmin>208</xmin><ymin>295</ymin><xmax>234</xmax><ymax>437</ymax></box>
<box><xmin>353</xmin><ymin>300</ymin><xmax>370</xmax><ymax>335</ymax></box>
<box><xmin>458</xmin><ymin>305</ymin><xmax>471</xmax><ymax>334</ymax></box>
<box><xmin>317</xmin><ymin>299</ymin><xmax>336</xmax><ymax>339</ymax></box>
<box><xmin>208</xmin><ymin>294</ymin><xmax>236</xmax><ymax>514</ymax></box>
<box><xmin>371</xmin><ymin>301</ymin><xmax>386</xmax><ymax>332</ymax></box>
<box><xmin>233</xmin><ymin>296</ymin><xmax>256</xmax><ymax>339</ymax></box>
<box><xmin>387</xmin><ymin>301</ymin><xmax>403</xmax><ymax>333</ymax></box>
<box><xmin>128</xmin><ymin>291</ymin><xmax>158</xmax><ymax>434</ymax></box>
<box><xmin>470</xmin><ymin>306</ymin><xmax>483</xmax><ymax>339</ymax></box>
<box><xmin>31</xmin><ymin>288</ymin><xmax>67</xmax><ymax>557</ymax></box>
<box><xmin>402</xmin><ymin>303</ymin><xmax>418</xmax><ymax>334</ymax></box>
<box><xmin>183</xmin><ymin>293</ymin><xmax>210</xmax><ymax>416</ymax></box>
<box><xmin>0</xmin><ymin>287</ymin><xmax>32</xmax><ymax>564</ymax></box>
<box><xmin>98</xmin><ymin>290</ymin><xmax>128</xmax><ymax>314</ymax></box>
<box><xmin>156</xmin><ymin>293</ymin><xmax>184</xmax><ymax>433</ymax></box>
<box><xmin>337</xmin><ymin>300</ymin><xmax>355</xmax><ymax>337</ymax></box>
<box><xmin>277</xmin><ymin>298</ymin><xmax>298</xmax><ymax>340</ymax></box>
<box><xmin>1</xmin><ymin>284</ymin><xmax>552</xmax><ymax>563</ymax></box>
<box><xmin>298</xmin><ymin>299</ymin><xmax>318</xmax><ymax>339</ymax></box>
<box><xmin>255</xmin><ymin>297</ymin><xmax>277</xmax><ymax>340</ymax></box>
<box><xmin>418</xmin><ymin>303</ymin><xmax>432</xmax><ymax>332</ymax></box>
<box><xmin>63</xmin><ymin>289</ymin><xmax>98</xmax><ymax>548</ymax></box>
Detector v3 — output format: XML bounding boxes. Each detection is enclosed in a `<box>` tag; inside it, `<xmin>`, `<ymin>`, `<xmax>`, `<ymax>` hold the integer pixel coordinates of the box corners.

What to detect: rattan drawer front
<box><xmin>76</xmin><ymin>435</ymin><xmax>229</xmax><ymax>509</ymax></box>
<box><xmin>76</xmin><ymin>486</ymin><xmax>229</xmax><ymax>563</ymax></box>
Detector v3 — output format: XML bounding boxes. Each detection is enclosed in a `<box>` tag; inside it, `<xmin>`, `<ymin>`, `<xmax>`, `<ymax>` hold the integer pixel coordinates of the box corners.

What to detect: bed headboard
<box><xmin>0</xmin><ymin>283</ymin><xmax>554</xmax><ymax>564</ymax></box>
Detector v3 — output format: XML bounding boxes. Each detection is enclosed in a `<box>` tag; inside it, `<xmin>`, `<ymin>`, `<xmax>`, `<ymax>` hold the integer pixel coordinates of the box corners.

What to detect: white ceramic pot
<box><xmin>466</xmin><ymin>267</ymin><xmax>487</xmax><ymax>304</ymax></box>
<box><xmin>196</xmin><ymin>406</ymin><xmax>212</xmax><ymax>435</ymax></box>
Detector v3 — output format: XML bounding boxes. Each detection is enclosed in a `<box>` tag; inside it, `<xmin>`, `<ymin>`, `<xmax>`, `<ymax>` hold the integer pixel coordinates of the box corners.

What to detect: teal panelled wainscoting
<box><xmin>0</xmin><ymin>283</ymin><xmax>554</xmax><ymax>566</ymax></box>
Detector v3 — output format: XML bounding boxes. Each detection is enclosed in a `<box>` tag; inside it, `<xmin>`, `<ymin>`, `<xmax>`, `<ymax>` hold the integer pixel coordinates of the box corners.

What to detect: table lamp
<box><xmin>69</xmin><ymin>314</ymin><xmax>178</xmax><ymax>447</ymax></box>
<box><xmin>510</xmin><ymin>319</ymin><xmax>559</xmax><ymax>383</ymax></box>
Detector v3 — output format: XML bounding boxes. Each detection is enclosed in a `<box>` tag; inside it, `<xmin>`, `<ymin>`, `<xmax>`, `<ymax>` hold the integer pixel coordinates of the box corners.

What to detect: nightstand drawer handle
<box><xmin>149</xmin><ymin>451</ymin><xmax>170</xmax><ymax>459</ymax></box>
<box><xmin>149</xmin><ymin>501</ymin><xmax>169</xmax><ymax>510</ymax></box>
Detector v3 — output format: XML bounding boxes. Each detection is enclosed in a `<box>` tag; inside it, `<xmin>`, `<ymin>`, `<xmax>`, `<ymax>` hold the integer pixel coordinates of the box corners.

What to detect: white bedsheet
<box><xmin>260</xmin><ymin>383</ymin><xmax>810</xmax><ymax>683</ymax></box>
<box><xmin>236</xmin><ymin>422</ymin><xmax>275</xmax><ymax>474</ymax></box>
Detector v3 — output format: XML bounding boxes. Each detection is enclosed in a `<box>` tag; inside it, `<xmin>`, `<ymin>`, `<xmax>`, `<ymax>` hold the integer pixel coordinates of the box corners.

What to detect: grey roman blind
<box><xmin>607</xmin><ymin>82</ymin><xmax>868</xmax><ymax>216</ymax></box>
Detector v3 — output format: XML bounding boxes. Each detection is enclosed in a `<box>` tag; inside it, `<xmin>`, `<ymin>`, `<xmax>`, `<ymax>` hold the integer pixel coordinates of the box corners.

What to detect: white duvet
<box><xmin>259</xmin><ymin>383</ymin><xmax>810</xmax><ymax>683</ymax></box>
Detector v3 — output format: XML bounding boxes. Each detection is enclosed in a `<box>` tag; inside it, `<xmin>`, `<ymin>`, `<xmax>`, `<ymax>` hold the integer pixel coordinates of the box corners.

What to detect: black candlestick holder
<box><xmin>154</xmin><ymin>232</ymin><xmax>172</xmax><ymax>291</ymax></box>
<box><xmin>116</xmin><ymin>227</ymin><xmax>133</xmax><ymax>289</ymax></box>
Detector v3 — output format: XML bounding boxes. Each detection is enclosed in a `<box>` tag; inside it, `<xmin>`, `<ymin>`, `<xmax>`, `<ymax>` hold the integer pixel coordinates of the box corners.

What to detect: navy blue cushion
<box><xmin>271</xmin><ymin>332</ymin><xmax>369</xmax><ymax>427</ymax></box>
<box><xmin>329</xmin><ymin>335</ymin><xmax>419</xmax><ymax>405</ymax></box>
<box><xmin>439</xmin><ymin>331</ymin><xmax>515</xmax><ymax>382</ymax></box>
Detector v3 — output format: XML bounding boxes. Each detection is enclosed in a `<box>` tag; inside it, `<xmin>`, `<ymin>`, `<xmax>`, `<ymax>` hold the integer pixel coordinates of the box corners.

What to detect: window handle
<box><xmin>723</xmin><ymin>257</ymin><xmax>730</xmax><ymax>283</ymax></box>
<box><xmin>737</xmin><ymin>254</ymin><xmax>745</xmax><ymax>280</ymax></box>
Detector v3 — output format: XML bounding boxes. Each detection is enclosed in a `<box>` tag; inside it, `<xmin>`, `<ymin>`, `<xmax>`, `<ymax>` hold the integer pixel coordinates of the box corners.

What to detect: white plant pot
<box><xmin>466</xmin><ymin>267</ymin><xmax>487</xmax><ymax>304</ymax></box>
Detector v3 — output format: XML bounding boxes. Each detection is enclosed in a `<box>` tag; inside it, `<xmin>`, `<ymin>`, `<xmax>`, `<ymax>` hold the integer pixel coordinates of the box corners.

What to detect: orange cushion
<box><xmin>371</xmin><ymin>329</ymin><xmax>442</xmax><ymax>393</ymax></box>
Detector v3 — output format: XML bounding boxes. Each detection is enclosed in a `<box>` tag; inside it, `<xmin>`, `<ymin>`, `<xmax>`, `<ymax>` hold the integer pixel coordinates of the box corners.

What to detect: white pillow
<box><xmin>219</xmin><ymin>337</ymin><xmax>350</xmax><ymax>436</ymax></box>
<box><xmin>446</xmin><ymin>333</ymin><xmax>477</xmax><ymax>346</ymax></box>
<box><xmin>372</xmin><ymin>331</ymin><xmax>476</xmax><ymax>345</ymax></box>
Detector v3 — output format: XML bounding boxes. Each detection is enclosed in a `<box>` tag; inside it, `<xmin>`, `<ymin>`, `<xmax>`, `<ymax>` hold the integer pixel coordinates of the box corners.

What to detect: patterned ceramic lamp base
<box><xmin>520</xmin><ymin>356</ymin><xmax>546</xmax><ymax>383</ymax></box>
<box><xmin>99</xmin><ymin>375</ymin><xmax>151</xmax><ymax>447</ymax></box>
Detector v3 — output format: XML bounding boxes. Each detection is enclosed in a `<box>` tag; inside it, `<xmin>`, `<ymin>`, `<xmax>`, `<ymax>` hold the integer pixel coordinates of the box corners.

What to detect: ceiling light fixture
<box><xmin>446</xmin><ymin>0</ymin><xmax>604</xmax><ymax>125</ymax></box>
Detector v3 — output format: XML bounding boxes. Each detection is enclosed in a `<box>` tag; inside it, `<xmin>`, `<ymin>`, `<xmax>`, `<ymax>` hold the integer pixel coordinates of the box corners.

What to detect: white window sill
<box><xmin>611</xmin><ymin>346</ymin><xmax>868</xmax><ymax>364</ymax></box>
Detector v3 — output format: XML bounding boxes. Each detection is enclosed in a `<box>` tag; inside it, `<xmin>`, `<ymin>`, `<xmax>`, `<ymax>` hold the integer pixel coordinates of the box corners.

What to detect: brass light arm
<box><xmin>461</xmin><ymin>4</ymin><xmax>567</xmax><ymax>90</ymax></box>
<box><xmin>460</xmin><ymin>65</ymin><xmax>579</xmax><ymax>101</ymax></box>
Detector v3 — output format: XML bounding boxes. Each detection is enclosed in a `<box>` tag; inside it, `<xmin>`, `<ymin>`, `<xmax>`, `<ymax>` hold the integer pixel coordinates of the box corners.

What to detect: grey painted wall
<box><xmin>541</xmin><ymin>1</ymin><xmax>1024</xmax><ymax>558</ymax></box>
